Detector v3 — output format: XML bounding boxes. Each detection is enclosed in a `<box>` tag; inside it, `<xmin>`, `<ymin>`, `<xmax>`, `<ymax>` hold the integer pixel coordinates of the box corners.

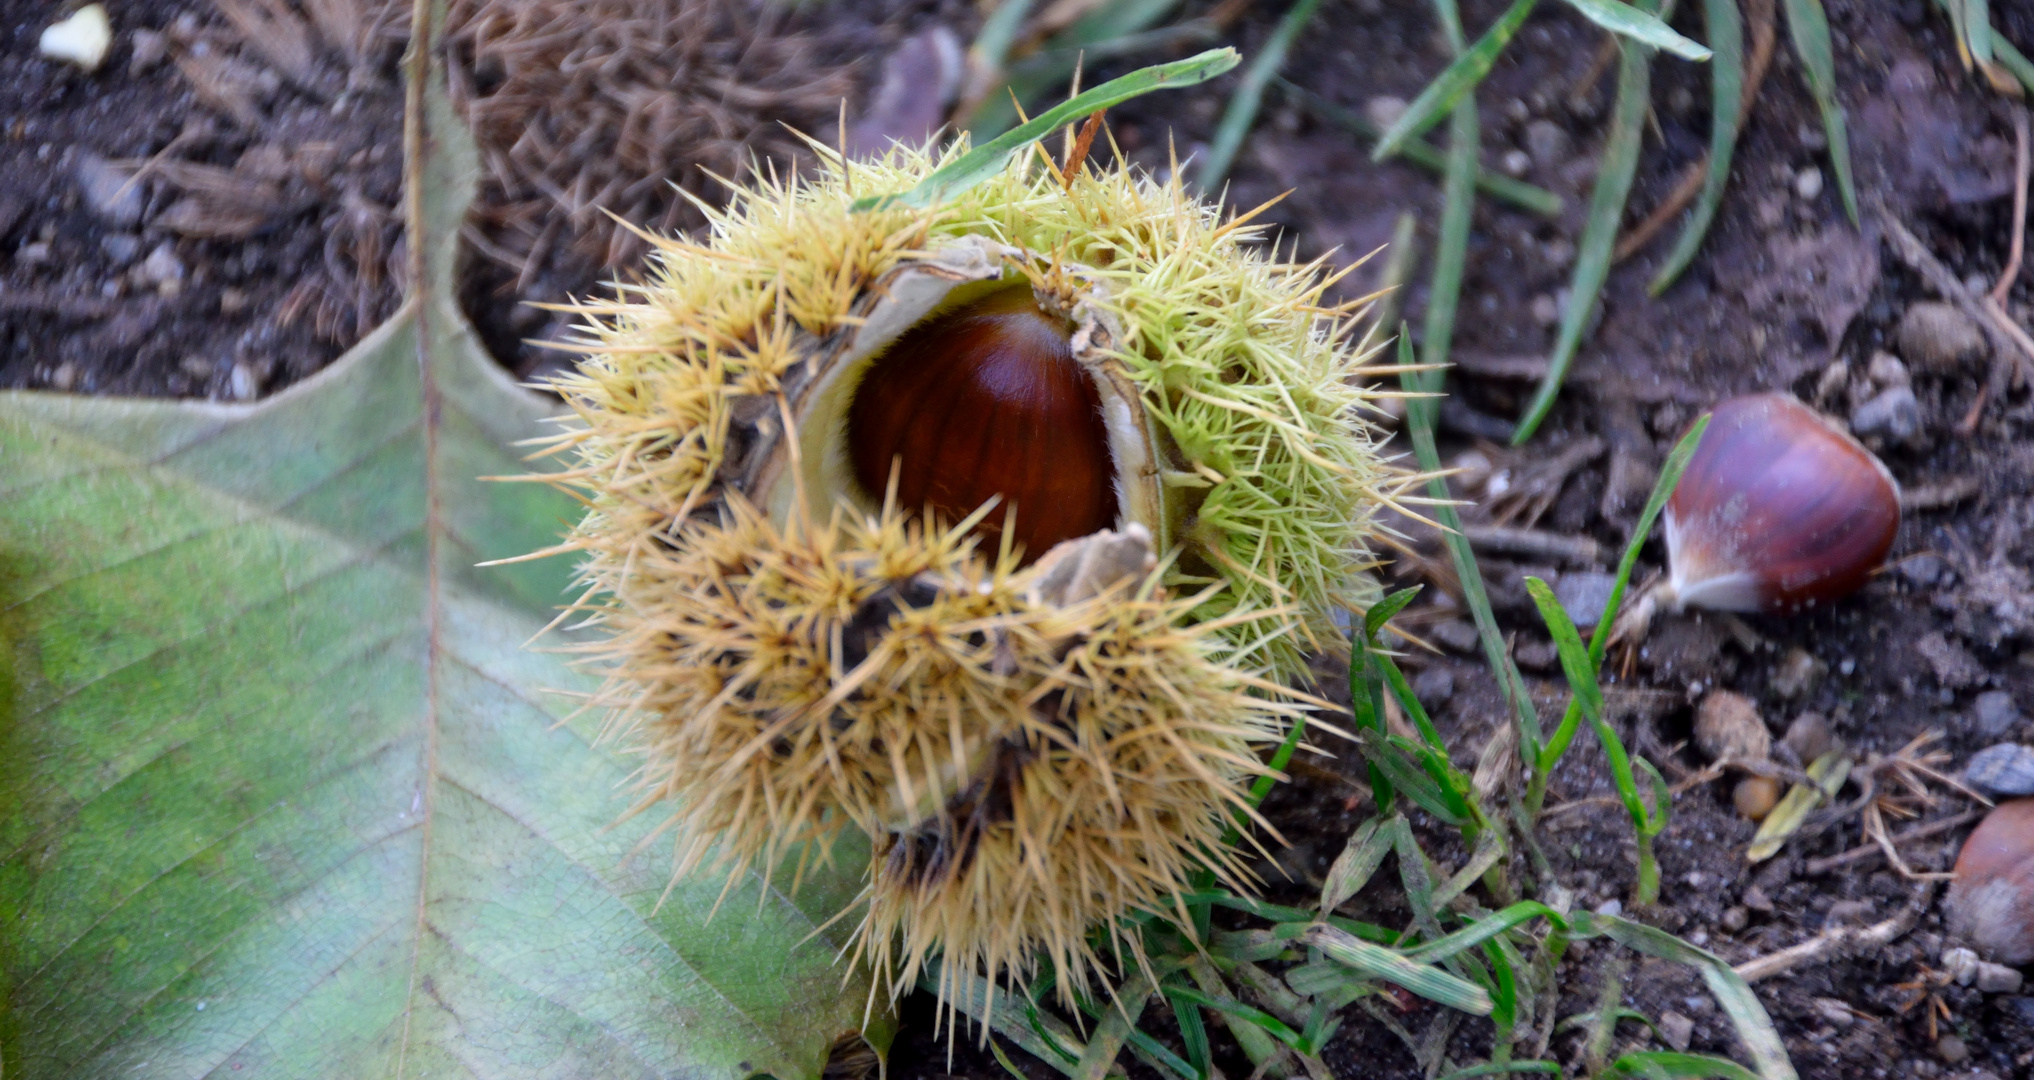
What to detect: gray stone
<box><xmin>98</xmin><ymin>232</ymin><xmax>138</xmax><ymax>264</ymax></box>
<box><xmin>1555</xmin><ymin>571</ymin><xmax>1618</xmax><ymax>629</ymax></box>
<box><xmin>1898</xmin><ymin>302</ymin><xmax>1988</xmax><ymax>375</ymax></box>
<box><xmin>136</xmin><ymin>242</ymin><xmax>185</xmax><ymax>289</ymax></box>
<box><xmin>1975</xmin><ymin>961</ymin><xmax>2025</xmax><ymax>994</ymax></box>
<box><xmin>1936</xmin><ymin>1035</ymin><xmax>1968</xmax><ymax>1064</ymax></box>
<box><xmin>1657</xmin><ymin>1010</ymin><xmax>1694</xmax><ymax>1051</ymax></box>
<box><xmin>1901</xmin><ymin>553</ymin><xmax>1948</xmax><ymax>589</ymax></box>
<box><xmin>1783</xmin><ymin>712</ymin><xmax>1835</xmax><ymax>765</ymax></box>
<box><xmin>1430</xmin><ymin>619</ymin><xmax>1479</xmax><ymax>654</ymax></box>
<box><xmin>1975</xmin><ymin>690</ymin><xmax>2023</xmax><ymax>738</ymax></box>
<box><xmin>73</xmin><ymin>152</ymin><xmax>142</xmax><ymax>227</ymax></box>
<box><xmin>1523</xmin><ymin>119</ymin><xmax>1571</xmax><ymax>170</ymax></box>
<box><xmin>1965</xmin><ymin>743</ymin><xmax>2034</xmax><ymax>797</ymax></box>
<box><xmin>1850</xmin><ymin>385</ymin><xmax>1923</xmax><ymax>444</ymax></box>
<box><xmin>1412</xmin><ymin>665</ymin><xmax>1455</xmax><ymax>707</ymax></box>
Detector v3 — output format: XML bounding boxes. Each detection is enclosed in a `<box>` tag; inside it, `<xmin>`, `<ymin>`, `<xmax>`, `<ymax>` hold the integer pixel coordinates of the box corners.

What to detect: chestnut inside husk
<box><xmin>847</xmin><ymin>282</ymin><xmax>1116</xmax><ymax>560</ymax></box>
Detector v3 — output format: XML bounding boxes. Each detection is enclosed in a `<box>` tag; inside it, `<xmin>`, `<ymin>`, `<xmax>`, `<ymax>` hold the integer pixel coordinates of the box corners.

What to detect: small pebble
<box><xmin>1364</xmin><ymin>95</ymin><xmax>1408</xmax><ymax>130</ymax></box>
<box><xmin>1935</xmin><ymin>1035</ymin><xmax>1968</xmax><ymax>1064</ymax></box>
<box><xmin>1513</xmin><ymin>637</ymin><xmax>1559</xmax><ymax>672</ymax></box>
<box><xmin>1523</xmin><ymin>119</ymin><xmax>1571</xmax><ymax>170</ymax></box>
<box><xmin>1721</xmin><ymin>905</ymin><xmax>1749</xmax><ymax>932</ymax></box>
<box><xmin>18</xmin><ymin>241</ymin><xmax>52</xmax><ymax>265</ymax></box>
<box><xmin>51</xmin><ymin>362</ymin><xmax>79</xmax><ymax>391</ymax></box>
<box><xmin>1412</xmin><ymin>665</ymin><xmax>1455</xmax><ymax>707</ymax></box>
<box><xmin>229</xmin><ymin>361</ymin><xmax>260</xmax><ymax>402</ymax></box>
<box><xmin>1429</xmin><ymin>620</ymin><xmax>1479</xmax><ymax>654</ymax></box>
<box><xmin>1530</xmin><ymin>293</ymin><xmax>1560</xmax><ymax>325</ymax></box>
<box><xmin>1782</xmin><ymin>711</ymin><xmax>1834</xmax><ymax>764</ymax></box>
<box><xmin>1849</xmin><ymin>385</ymin><xmax>1923</xmax><ymax>445</ymax></box>
<box><xmin>1976</xmin><ymin>960</ymin><xmax>2026</xmax><ymax>994</ymax></box>
<box><xmin>1866</xmin><ymin>351</ymin><xmax>1910</xmax><ymax>388</ymax></box>
<box><xmin>1500</xmin><ymin>149</ymin><xmax>1532</xmax><ymax>177</ymax></box>
<box><xmin>128</xmin><ymin>28</ymin><xmax>167</xmax><ymax>74</ymax></box>
<box><xmin>1974</xmin><ymin>690</ymin><xmax>2024</xmax><ymax>738</ymax></box>
<box><xmin>1898</xmin><ymin>302</ymin><xmax>1988</xmax><ymax>374</ymax></box>
<box><xmin>1555</xmin><ymin>571</ymin><xmax>1617</xmax><ymax>628</ymax></box>
<box><xmin>179</xmin><ymin>356</ymin><xmax>215</xmax><ymax>380</ymax></box>
<box><xmin>219</xmin><ymin>287</ymin><xmax>250</xmax><ymax>315</ymax></box>
<box><xmin>40</xmin><ymin>4</ymin><xmax>112</xmax><ymax>72</ymax></box>
<box><xmin>1965</xmin><ymin>743</ymin><xmax>2034</xmax><ymax>797</ymax></box>
<box><xmin>1743</xmin><ymin>883</ymin><xmax>1774</xmax><ymax>912</ymax></box>
<box><xmin>1811</xmin><ymin>998</ymin><xmax>1854</xmax><ymax>1028</ymax></box>
<box><xmin>1900</xmin><ymin>553</ymin><xmax>1948</xmax><ymax>589</ymax></box>
<box><xmin>1658</xmin><ymin>1010</ymin><xmax>1694</xmax><ymax>1051</ymax></box>
<box><xmin>1770</xmin><ymin>647</ymin><xmax>1825</xmax><ymax>700</ymax></box>
<box><xmin>1594</xmin><ymin>898</ymin><xmax>1623</xmax><ymax>917</ymax></box>
<box><xmin>1794</xmin><ymin>166</ymin><xmax>1824</xmax><ymax>201</ymax></box>
<box><xmin>1696</xmin><ymin>690</ymin><xmax>1771</xmax><ymax>762</ymax></box>
<box><xmin>1734</xmin><ymin>776</ymin><xmax>1781</xmax><ymax>821</ymax></box>
<box><xmin>74</xmin><ymin>152</ymin><xmax>142</xmax><ymax>226</ymax></box>
<box><xmin>99</xmin><ymin>233</ymin><xmax>139</xmax><ymax>264</ymax></box>
<box><xmin>137</xmin><ymin>242</ymin><xmax>185</xmax><ymax>290</ymax></box>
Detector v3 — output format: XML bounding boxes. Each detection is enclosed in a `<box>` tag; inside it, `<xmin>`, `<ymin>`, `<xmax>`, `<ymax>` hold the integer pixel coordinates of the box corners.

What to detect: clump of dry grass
<box><xmin>445</xmin><ymin>0</ymin><xmax>855</xmax><ymax>287</ymax></box>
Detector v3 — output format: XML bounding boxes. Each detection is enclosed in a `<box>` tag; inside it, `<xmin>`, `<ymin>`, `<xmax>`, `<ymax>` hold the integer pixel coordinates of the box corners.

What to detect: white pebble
<box><xmin>40</xmin><ymin>4</ymin><xmax>112</xmax><ymax>72</ymax></box>
<box><xmin>1794</xmin><ymin>167</ymin><xmax>1824</xmax><ymax>201</ymax></box>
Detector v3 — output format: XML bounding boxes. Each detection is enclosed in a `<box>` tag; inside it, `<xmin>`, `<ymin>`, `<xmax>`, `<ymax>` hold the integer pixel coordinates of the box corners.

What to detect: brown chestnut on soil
<box><xmin>1661</xmin><ymin>394</ymin><xmax>1900</xmax><ymax>616</ymax></box>
<box><xmin>1948</xmin><ymin>798</ymin><xmax>2034</xmax><ymax>964</ymax></box>
<box><xmin>1733</xmin><ymin>776</ymin><xmax>1783</xmax><ymax>822</ymax></box>
<box><xmin>848</xmin><ymin>283</ymin><xmax>1117</xmax><ymax>561</ymax></box>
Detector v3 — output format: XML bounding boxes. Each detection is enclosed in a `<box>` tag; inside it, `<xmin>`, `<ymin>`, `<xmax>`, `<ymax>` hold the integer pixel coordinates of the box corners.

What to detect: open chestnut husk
<box><xmin>1618</xmin><ymin>394</ymin><xmax>1899</xmax><ymax>639</ymax></box>
<box><xmin>1948</xmin><ymin>799</ymin><xmax>2034</xmax><ymax>964</ymax></box>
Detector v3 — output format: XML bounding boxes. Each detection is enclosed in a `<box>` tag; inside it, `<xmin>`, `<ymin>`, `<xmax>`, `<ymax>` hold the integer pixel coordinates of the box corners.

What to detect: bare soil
<box><xmin>0</xmin><ymin>0</ymin><xmax>406</xmax><ymax>399</ymax></box>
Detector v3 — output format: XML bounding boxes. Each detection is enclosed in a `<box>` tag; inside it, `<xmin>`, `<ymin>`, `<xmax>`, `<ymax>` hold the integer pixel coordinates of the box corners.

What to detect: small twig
<box><xmin>1061</xmin><ymin>109</ymin><xmax>1105</xmax><ymax>188</ymax></box>
<box><xmin>1732</xmin><ymin>882</ymin><xmax>1936</xmax><ymax>983</ymax></box>
<box><xmin>1994</xmin><ymin>105</ymin><xmax>2030</xmax><ymax>306</ymax></box>
<box><xmin>1899</xmin><ymin>476</ymin><xmax>1983</xmax><ymax>512</ymax></box>
<box><xmin>1460</xmin><ymin>524</ymin><xmax>1601</xmax><ymax>567</ymax></box>
<box><xmin>1804</xmin><ymin>808</ymin><xmax>1981</xmax><ymax>875</ymax></box>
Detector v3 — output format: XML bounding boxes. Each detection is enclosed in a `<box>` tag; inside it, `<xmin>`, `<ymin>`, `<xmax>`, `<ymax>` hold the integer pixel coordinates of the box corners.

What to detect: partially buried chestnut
<box><xmin>1948</xmin><ymin>799</ymin><xmax>2034</xmax><ymax>964</ymax></box>
<box><xmin>848</xmin><ymin>283</ymin><xmax>1117</xmax><ymax>560</ymax></box>
<box><xmin>1661</xmin><ymin>393</ymin><xmax>1900</xmax><ymax>615</ymax></box>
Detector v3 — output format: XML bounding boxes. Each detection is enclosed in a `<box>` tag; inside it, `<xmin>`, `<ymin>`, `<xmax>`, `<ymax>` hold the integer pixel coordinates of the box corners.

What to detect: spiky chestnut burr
<box><xmin>531</xmin><ymin>138</ymin><xmax>1394</xmax><ymax>1008</ymax></box>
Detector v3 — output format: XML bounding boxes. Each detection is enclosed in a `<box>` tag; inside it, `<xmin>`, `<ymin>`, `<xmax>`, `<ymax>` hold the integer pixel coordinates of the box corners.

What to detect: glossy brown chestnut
<box><xmin>1948</xmin><ymin>798</ymin><xmax>2034</xmax><ymax>964</ymax></box>
<box><xmin>1663</xmin><ymin>393</ymin><xmax>1899</xmax><ymax>615</ymax></box>
<box><xmin>848</xmin><ymin>283</ymin><xmax>1117</xmax><ymax>560</ymax></box>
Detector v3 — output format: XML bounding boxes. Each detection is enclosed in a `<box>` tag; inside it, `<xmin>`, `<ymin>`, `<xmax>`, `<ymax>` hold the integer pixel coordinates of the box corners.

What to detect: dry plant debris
<box><xmin>444</xmin><ymin>0</ymin><xmax>854</xmax><ymax>293</ymax></box>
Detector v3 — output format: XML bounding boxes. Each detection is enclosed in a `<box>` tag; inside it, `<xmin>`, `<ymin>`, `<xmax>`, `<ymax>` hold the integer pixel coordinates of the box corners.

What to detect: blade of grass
<box><xmin>1778</xmin><ymin>0</ymin><xmax>1857</xmax><ymax>224</ymax></box>
<box><xmin>1570</xmin><ymin>912</ymin><xmax>1799</xmax><ymax>1080</ymax></box>
<box><xmin>1301</xmin><ymin>924</ymin><xmax>1496</xmax><ymax>1015</ymax></box>
<box><xmin>1373</xmin><ymin>0</ymin><xmax>1539</xmax><ymax>161</ymax></box>
<box><xmin>855</xmin><ymin>48</ymin><xmax>1239</xmax><ymax>211</ymax></box>
<box><xmin>1512</xmin><ymin>13</ymin><xmax>1655</xmax><ymax>443</ymax></box>
<box><xmin>1279</xmin><ymin>80</ymin><xmax>1562</xmax><ymax>217</ymax></box>
<box><xmin>1607</xmin><ymin>1052</ymin><xmax>1762</xmax><ymax>1079</ymax></box>
<box><xmin>1649</xmin><ymin>0</ymin><xmax>1745</xmax><ymax>293</ymax></box>
<box><xmin>1526</xmin><ymin>575</ymin><xmax>1664</xmax><ymax>904</ymax></box>
<box><xmin>1197</xmin><ymin>0</ymin><xmax>1329</xmax><ymax>191</ymax></box>
<box><xmin>1187</xmin><ymin>957</ymin><xmax>1289</xmax><ymax>1078</ymax></box>
<box><xmin>968</xmin><ymin>0</ymin><xmax>1037</xmax><ymax>87</ymax></box>
<box><xmin>1073</xmin><ymin>972</ymin><xmax>1159</xmax><ymax>1080</ymax></box>
<box><xmin>1526</xmin><ymin>416</ymin><xmax>1708</xmax><ymax>815</ymax></box>
<box><xmin>923</xmin><ymin>962</ymin><xmax>1087</xmax><ymax>1075</ymax></box>
<box><xmin>1560</xmin><ymin>0</ymin><xmax>1713</xmax><ymax>58</ymax></box>
<box><xmin>1166</xmin><ymin>981</ymin><xmax>1214</xmax><ymax>1080</ymax></box>
<box><xmin>1401</xmin><ymin>902</ymin><xmax>1571</xmax><ymax>964</ymax></box>
<box><xmin>1163</xmin><ymin>984</ymin><xmax>1310</xmax><ymax>1051</ymax></box>
<box><xmin>1399</xmin><ymin>331</ymin><xmax>1542</xmax><ymax>760</ymax></box>
<box><xmin>1965</xmin><ymin>0</ymin><xmax>1994</xmax><ymax>67</ymax></box>
<box><xmin>1437</xmin><ymin>1064</ymin><xmax>1562</xmax><ymax>1079</ymax></box>
<box><xmin>1321</xmin><ymin>816</ymin><xmax>1394</xmax><ymax>913</ymax></box>
<box><xmin>961</xmin><ymin>0</ymin><xmax>1186</xmax><ymax>136</ymax></box>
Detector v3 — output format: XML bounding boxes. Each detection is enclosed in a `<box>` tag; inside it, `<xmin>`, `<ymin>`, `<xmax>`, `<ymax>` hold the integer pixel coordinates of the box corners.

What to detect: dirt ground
<box><xmin>8</xmin><ymin>0</ymin><xmax>2033</xmax><ymax>1078</ymax></box>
